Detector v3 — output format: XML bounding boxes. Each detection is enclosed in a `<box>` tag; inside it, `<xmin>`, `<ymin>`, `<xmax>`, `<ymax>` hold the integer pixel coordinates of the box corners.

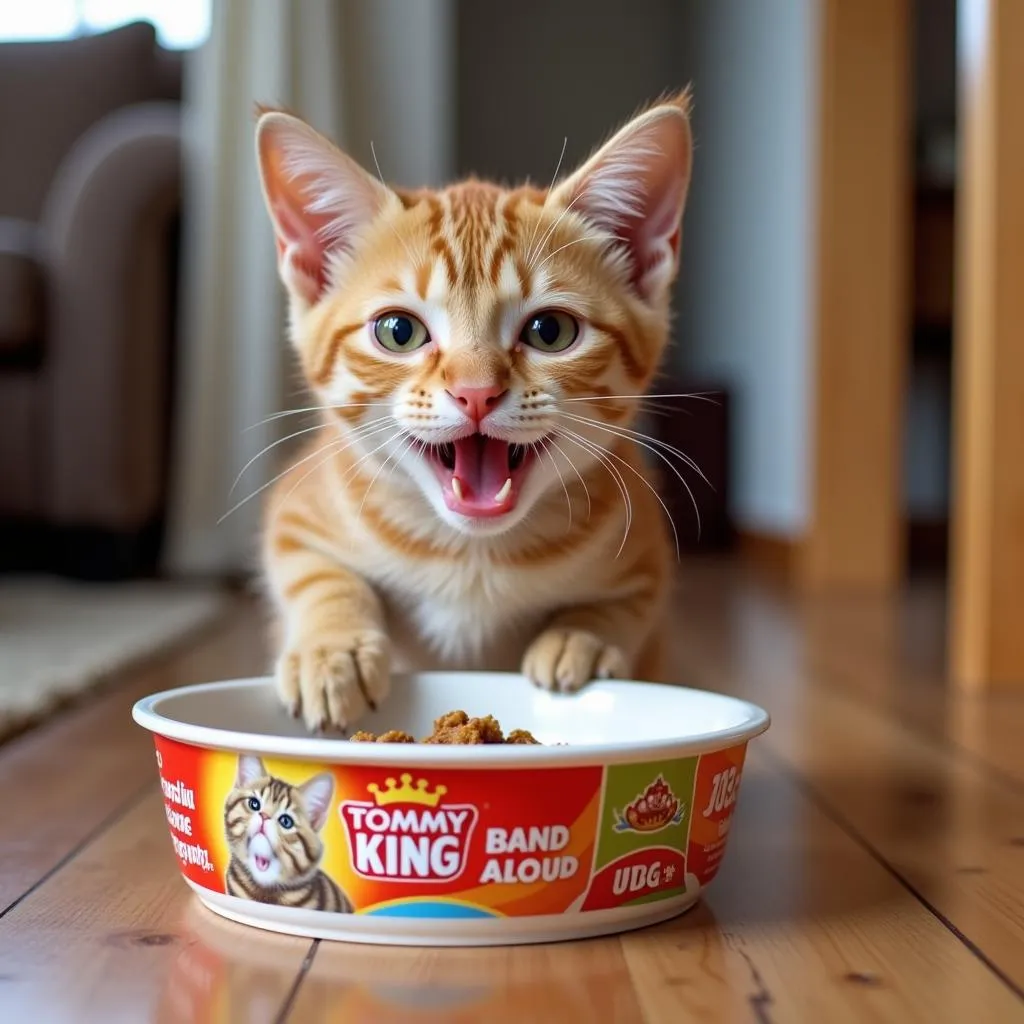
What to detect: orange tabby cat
<box><xmin>254</xmin><ymin>93</ymin><xmax>692</xmax><ymax>732</ymax></box>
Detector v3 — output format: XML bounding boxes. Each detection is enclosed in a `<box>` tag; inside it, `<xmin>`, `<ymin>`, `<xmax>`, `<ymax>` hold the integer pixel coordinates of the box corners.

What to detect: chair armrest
<box><xmin>39</xmin><ymin>102</ymin><xmax>182</xmax><ymax>529</ymax></box>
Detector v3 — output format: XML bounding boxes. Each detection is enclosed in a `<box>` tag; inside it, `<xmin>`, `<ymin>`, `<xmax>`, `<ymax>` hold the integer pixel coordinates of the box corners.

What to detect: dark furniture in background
<box><xmin>0</xmin><ymin>22</ymin><xmax>183</xmax><ymax>579</ymax></box>
<box><xmin>648</xmin><ymin>378</ymin><xmax>733</xmax><ymax>555</ymax></box>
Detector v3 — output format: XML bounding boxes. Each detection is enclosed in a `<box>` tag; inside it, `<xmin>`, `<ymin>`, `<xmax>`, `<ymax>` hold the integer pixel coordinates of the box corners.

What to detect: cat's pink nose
<box><xmin>447</xmin><ymin>384</ymin><xmax>507</xmax><ymax>424</ymax></box>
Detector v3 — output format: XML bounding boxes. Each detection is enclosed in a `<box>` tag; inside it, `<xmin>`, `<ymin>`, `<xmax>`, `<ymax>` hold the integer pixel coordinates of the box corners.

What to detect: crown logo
<box><xmin>367</xmin><ymin>773</ymin><xmax>447</xmax><ymax>808</ymax></box>
<box><xmin>614</xmin><ymin>775</ymin><xmax>684</xmax><ymax>833</ymax></box>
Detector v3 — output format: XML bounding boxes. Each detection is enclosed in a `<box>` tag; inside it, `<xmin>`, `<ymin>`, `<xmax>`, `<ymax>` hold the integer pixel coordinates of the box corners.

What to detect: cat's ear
<box><xmin>298</xmin><ymin>772</ymin><xmax>334</xmax><ymax>831</ymax></box>
<box><xmin>236</xmin><ymin>754</ymin><xmax>266</xmax><ymax>788</ymax></box>
<box><xmin>549</xmin><ymin>91</ymin><xmax>693</xmax><ymax>300</ymax></box>
<box><xmin>255</xmin><ymin>109</ymin><xmax>394</xmax><ymax>305</ymax></box>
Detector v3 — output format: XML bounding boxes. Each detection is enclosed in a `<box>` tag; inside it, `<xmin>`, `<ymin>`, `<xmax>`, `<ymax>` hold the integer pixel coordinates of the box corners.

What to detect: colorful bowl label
<box><xmin>153</xmin><ymin>737</ymin><xmax>747</xmax><ymax>919</ymax></box>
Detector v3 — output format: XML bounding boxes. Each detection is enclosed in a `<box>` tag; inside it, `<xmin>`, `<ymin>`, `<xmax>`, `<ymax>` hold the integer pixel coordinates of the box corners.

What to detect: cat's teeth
<box><xmin>451</xmin><ymin>476</ymin><xmax>464</xmax><ymax>501</ymax></box>
<box><xmin>494</xmin><ymin>478</ymin><xmax>512</xmax><ymax>503</ymax></box>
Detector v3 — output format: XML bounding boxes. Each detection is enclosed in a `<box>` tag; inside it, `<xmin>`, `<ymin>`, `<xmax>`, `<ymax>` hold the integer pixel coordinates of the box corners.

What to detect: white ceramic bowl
<box><xmin>133</xmin><ymin>672</ymin><xmax>769</xmax><ymax>947</ymax></box>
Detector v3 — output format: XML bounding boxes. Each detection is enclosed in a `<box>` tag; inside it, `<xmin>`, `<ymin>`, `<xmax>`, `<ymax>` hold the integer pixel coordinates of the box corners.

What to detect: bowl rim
<box><xmin>132</xmin><ymin>672</ymin><xmax>771</xmax><ymax>768</ymax></box>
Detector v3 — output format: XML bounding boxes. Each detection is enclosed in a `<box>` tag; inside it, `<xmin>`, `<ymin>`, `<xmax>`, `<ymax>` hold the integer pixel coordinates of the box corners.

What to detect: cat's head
<box><xmin>255</xmin><ymin>94</ymin><xmax>692</xmax><ymax>535</ymax></box>
<box><xmin>225</xmin><ymin>755</ymin><xmax>334</xmax><ymax>887</ymax></box>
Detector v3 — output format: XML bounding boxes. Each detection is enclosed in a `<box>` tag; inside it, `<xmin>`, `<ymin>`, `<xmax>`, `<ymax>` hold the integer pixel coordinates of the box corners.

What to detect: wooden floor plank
<box><xmin>0</xmin><ymin>600</ymin><xmax>264</xmax><ymax>913</ymax></box>
<box><xmin>0</xmin><ymin>790</ymin><xmax>311</xmax><ymax>1022</ymax></box>
<box><xmin>5</xmin><ymin>561</ymin><xmax>1024</xmax><ymax>1018</ymax></box>
<box><xmin>671</xmin><ymin>567</ymin><xmax>1024</xmax><ymax>997</ymax></box>
<box><xmin>797</xmin><ymin>582</ymin><xmax>1024</xmax><ymax>789</ymax></box>
<box><xmin>290</xmin><ymin>934</ymin><xmax>645</xmax><ymax>1022</ymax></box>
<box><xmin>676</xmin><ymin>564</ymin><xmax>1024</xmax><ymax>786</ymax></box>
<box><xmin>758</xmin><ymin>688</ymin><xmax>1024</xmax><ymax>998</ymax></box>
<box><xmin>622</xmin><ymin>750</ymin><xmax>1024</xmax><ymax>1023</ymax></box>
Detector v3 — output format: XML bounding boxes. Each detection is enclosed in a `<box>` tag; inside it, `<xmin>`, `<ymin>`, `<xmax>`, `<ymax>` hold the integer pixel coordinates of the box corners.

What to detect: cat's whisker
<box><xmin>562</xmin><ymin>391</ymin><xmax>722</xmax><ymax>406</ymax></box>
<box><xmin>554</xmin><ymin>427</ymin><xmax>633</xmax><ymax>558</ymax></box>
<box><xmin>220</xmin><ymin>420</ymin><xmax>395</xmax><ymax>523</ymax></box>
<box><xmin>385</xmin><ymin>435</ymin><xmax>419</xmax><ymax>487</ymax></box>
<box><xmin>526</xmin><ymin>188</ymin><xmax>590</xmax><ymax>271</ymax></box>
<box><xmin>229</xmin><ymin>415</ymin><xmax>391</xmax><ymax>496</ymax></box>
<box><xmin>245</xmin><ymin>402</ymin><xmax>392</xmax><ymax>431</ymax></box>
<box><xmin>356</xmin><ymin>432</ymin><xmax>413</xmax><ymax>520</ymax></box>
<box><xmin>561</xmin><ymin>411</ymin><xmax>703</xmax><ymax>541</ymax></box>
<box><xmin>544</xmin><ymin>434</ymin><xmax>592</xmax><ymax>522</ymax></box>
<box><xmin>338</xmin><ymin>430</ymin><xmax>406</xmax><ymax>498</ymax></box>
<box><xmin>271</xmin><ymin>426</ymin><xmax>402</xmax><ymax>523</ymax></box>
<box><xmin>561</xmin><ymin>410</ymin><xmax>712</xmax><ymax>490</ymax></box>
<box><xmin>528</xmin><ymin>161</ymin><xmax>636</xmax><ymax>271</ymax></box>
<box><xmin>525</xmin><ymin>135</ymin><xmax>569</xmax><ymax>261</ymax></box>
<box><xmin>557</xmin><ymin>425</ymin><xmax>682</xmax><ymax>562</ymax></box>
<box><xmin>535</xmin><ymin>235</ymin><xmax>602</xmax><ymax>272</ymax></box>
<box><xmin>225</xmin><ymin>436</ymin><xmax>347</xmax><ymax>525</ymax></box>
<box><xmin>369</xmin><ymin>141</ymin><xmax>420</xmax><ymax>268</ymax></box>
<box><xmin>538</xmin><ymin>439</ymin><xmax>572</xmax><ymax>532</ymax></box>
<box><xmin>268</xmin><ymin>443</ymin><xmax>352</xmax><ymax>524</ymax></box>
<box><xmin>562</xmin><ymin>395</ymin><xmax>681</xmax><ymax>417</ymax></box>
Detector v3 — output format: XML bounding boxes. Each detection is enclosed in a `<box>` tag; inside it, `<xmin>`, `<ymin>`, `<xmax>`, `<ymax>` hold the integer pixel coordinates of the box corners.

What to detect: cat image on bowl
<box><xmin>223</xmin><ymin>754</ymin><xmax>351</xmax><ymax>913</ymax></box>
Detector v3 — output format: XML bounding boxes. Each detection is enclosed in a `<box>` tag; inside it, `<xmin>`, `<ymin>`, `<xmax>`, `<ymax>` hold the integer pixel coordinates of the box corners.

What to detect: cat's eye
<box><xmin>373</xmin><ymin>311</ymin><xmax>430</xmax><ymax>353</ymax></box>
<box><xmin>247</xmin><ymin>796</ymin><xmax>261</xmax><ymax>812</ymax></box>
<box><xmin>278</xmin><ymin>813</ymin><xmax>295</xmax><ymax>830</ymax></box>
<box><xmin>520</xmin><ymin>310</ymin><xmax>579</xmax><ymax>353</ymax></box>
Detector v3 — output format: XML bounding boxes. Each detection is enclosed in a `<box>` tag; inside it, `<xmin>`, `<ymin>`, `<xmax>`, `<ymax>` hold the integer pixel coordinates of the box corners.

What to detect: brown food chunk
<box><xmin>424</xmin><ymin>714</ymin><xmax>504</xmax><ymax>745</ymax></box>
<box><xmin>505</xmin><ymin>729</ymin><xmax>540</xmax><ymax>745</ymax></box>
<box><xmin>348</xmin><ymin>729</ymin><xmax>416</xmax><ymax>743</ymax></box>
<box><xmin>376</xmin><ymin>730</ymin><xmax>417</xmax><ymax>743</ymax></box>
<box><xmin>347</xmin><ymin>710</ymin><xmax>546</xmax><ymax>745</ymax></box>
<box><xmin>431</xmin><ymin>710</ymin><xmax>469</xmax><ymax>731</ymax></box>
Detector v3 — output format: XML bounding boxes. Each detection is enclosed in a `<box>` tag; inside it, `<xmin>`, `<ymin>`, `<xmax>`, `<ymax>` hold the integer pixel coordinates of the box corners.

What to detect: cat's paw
<box><xmin>275</xmin><ymin>630</ymin><xmax>390</xmax><ymax>732</ymax></box>
<box><xmin>521</xmin><ymin>629</ymin><xmax>628</xmax><ymax>693</ymax></box>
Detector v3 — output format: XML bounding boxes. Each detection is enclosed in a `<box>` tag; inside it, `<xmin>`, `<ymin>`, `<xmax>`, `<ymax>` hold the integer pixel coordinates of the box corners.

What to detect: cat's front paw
<box><xmin>276</xmin><ymin>630</ymin><xmax>390</xmax><ymax>732</ymax></box>
<box><xmin>521</xmin><ymin>629</ymin><xmax>628</xmax><ymax>693</ymax></box>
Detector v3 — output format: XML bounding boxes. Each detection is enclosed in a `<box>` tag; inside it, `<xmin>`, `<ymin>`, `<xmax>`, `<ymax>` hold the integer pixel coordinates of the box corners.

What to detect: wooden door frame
<box><xmin>799</xmin><ymin>0</ymin><xmax>911</xmax><ymax>590</ymax></box>
<box><xmin>949</xmin><ymin>0</ymin><xmax>1024</xmax><ymax>690</ymax></box>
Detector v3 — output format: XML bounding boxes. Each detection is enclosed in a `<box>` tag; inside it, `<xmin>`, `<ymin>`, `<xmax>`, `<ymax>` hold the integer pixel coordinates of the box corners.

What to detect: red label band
<box><xmin>152</xmin><ymin>736</ymin><xmax>748</xmax><ymax>918</ymax></box>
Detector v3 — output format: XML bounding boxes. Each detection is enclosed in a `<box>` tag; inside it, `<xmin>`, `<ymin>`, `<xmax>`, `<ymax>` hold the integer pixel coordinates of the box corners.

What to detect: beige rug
<box><xmin>0</xmin><ymin>576</ymin><xmax>228</xmax><ymax>740</ymax></box>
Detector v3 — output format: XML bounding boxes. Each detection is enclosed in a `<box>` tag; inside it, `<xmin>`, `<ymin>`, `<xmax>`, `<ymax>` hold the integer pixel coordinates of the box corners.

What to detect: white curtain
<box><xmin>164</xmin><ymin>0</ymin><xmax>454</xmax><ymax>577</ymax></box>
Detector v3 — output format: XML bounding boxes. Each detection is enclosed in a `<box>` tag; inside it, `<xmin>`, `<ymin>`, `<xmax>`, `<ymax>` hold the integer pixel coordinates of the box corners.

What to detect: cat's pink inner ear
<box><xmin>236</xmin><ymin>754</ymin><xmax>265</xmax><ymax>787</ymax></box>
<box><xmin>550</xmin><ymin>99</ymin><xmax>693</xmax><ymax>299</ymax></box>
<box><xmin>298</xmin><ymin>773</ymin><xmax>334</xmax><ymax>831</ymax></box>
<box><xmin>256</xmin><ymin>112</ymin><xmax>391</xmax><ymax>305</ymax></box>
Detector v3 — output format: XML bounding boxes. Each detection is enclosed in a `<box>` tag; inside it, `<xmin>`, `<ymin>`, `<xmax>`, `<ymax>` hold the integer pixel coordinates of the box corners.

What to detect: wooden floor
<box><xmin>3</xmin><ymin>560</ymin><xmax>1024</xmax><ymax>1022</ymax></box>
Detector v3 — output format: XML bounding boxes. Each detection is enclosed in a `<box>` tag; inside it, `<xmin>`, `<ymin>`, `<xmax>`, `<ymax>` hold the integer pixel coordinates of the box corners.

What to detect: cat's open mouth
<box><xmin>254</xmin><ymin>853</ymin><xmax>272</xmax><ymax>873</ymax></box>
<box><xmin>423</xmin><ymin>434</ymin><xmax>535</xmax><ymax>518</ymax></box>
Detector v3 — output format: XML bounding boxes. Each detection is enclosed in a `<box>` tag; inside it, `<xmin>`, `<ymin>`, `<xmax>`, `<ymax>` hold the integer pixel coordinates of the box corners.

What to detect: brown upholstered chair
<box><xmin>0</xmin><ymin>22</ymin><xmax>183</xmax><ymax>578</ymax></box>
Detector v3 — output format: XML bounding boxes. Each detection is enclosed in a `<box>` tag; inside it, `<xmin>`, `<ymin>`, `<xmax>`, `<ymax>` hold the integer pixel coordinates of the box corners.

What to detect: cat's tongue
<box><xmin>254</xmin><ymin>854</ymin><xmax>271</xmax><ymax>872</ymax></box>
<box><xmin>445</xmin><ymin>436</ymin><xmax>516</xmax><ymax>517</ymax></box>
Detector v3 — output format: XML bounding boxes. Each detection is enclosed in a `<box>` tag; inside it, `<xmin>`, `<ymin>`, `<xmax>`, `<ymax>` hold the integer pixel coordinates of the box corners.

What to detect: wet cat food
<box><xmin>351</xmin><ymin>709</ymin><xmax>540</xmax><ymax>745</ymax></box>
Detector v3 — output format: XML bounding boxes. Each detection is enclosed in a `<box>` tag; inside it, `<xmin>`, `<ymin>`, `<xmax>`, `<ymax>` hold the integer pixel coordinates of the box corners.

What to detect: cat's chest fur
<box><xmin>372</xmin><ymin>551</ymin><xmax>553</xmax><ymax>672</ymax></box>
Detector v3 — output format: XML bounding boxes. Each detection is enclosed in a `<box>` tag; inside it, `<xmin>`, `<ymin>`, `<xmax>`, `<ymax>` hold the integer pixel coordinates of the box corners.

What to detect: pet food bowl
<box><xmin>132</xmin><ymin>672</ymin><xmax>769</xmax><ymax>947</ymax></box>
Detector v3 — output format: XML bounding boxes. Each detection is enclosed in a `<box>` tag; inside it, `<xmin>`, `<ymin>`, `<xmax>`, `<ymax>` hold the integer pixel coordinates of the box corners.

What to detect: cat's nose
<box><xmin>447</xmin><ymin>384</ymin><xmax>508</xmax><ymax>424</ymax></box>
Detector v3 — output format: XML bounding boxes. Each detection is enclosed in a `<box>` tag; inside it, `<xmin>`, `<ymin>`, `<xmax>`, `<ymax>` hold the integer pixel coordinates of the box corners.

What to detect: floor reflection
<box><xmin>156</xmin><ymin>903</ymin><xmax>308</xmax><ymax>1024</ymax></box>
<box><xmin>157</xmin><ymin>899</ymin><xmax>656</xmax><ymax>1022</ymax></box>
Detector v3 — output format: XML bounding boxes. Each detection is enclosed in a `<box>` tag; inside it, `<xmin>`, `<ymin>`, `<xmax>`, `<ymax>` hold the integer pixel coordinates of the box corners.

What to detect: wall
<box><xmin>337</xmin><ymin>0</ymin><xmax>455</xmax><ymax>187</ymax></box>
<box><xmin>456</xmin><ymin>0</ymin><xmax>682</xmax><ymax>185</ymax></box>
<box><xmin>675</xmin><ymin>0</ymin><xmax>819</xmax><ymax>537</ymax></box>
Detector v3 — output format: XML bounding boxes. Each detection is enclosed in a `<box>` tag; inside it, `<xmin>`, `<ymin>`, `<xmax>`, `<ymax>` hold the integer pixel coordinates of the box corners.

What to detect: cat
<box><xmin>224</xmin><ymin>754</ymin><xmax>351</xmax><ymax>912</ymax></box>
<box><xmin>253</xmin><ymin>92</ymin><xmax>693</xmax><ymax>732</ymax></box>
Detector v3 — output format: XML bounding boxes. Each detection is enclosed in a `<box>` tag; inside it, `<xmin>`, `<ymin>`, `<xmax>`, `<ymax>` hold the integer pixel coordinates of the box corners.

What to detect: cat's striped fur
<box><xmin>254</xmin><ymin>93</ymin><xmax>694</xmax><ymax>731</ymax></box>
<box><xmin>224</xmin><ymin>755</ymin><xmax>350</xmax><ymax>912</ymax></box>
